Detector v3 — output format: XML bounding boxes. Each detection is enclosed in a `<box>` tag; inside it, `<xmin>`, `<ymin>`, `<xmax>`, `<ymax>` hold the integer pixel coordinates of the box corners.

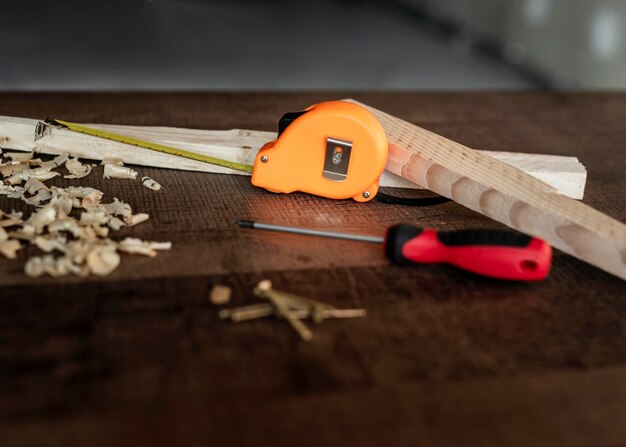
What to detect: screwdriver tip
<box><xmin>236</xmin><ymin>219</ymin><xmax>255</xmax><ymax>228</ymax></box>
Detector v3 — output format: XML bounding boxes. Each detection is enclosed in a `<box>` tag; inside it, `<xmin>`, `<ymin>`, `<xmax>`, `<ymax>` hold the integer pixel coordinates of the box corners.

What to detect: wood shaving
<box><xmin>41</xmin><ymin>153</ymin><xmax>69</xmax><ymax>170</ymax></box>
<box><xmin>126</xmin><ymin>213</ymin><xmax>149</xmax><ymax>226</ymax></box>
<box><xmin>4</xmin><ymin>155</ymin><xmax>67</xmax><ymax>184</ymax></box>
<box><xmin>26</xmin><ymin>205</ymin><xmax>57</xmax><ymax>231</ymax></box>
<box><xmin>47</xmin><ymin>217</ymin><xmax>85</xmax><ymax>238</ymax></box>
<box><xmin>107</xmin><ymin>217</ymin><xmax>126</xmax><ymax>231</ymax></box>
<box><xmin>50</xmin><ymin>193</ymin><xmax>74</xmax><ymax>215</ymax></box>
<box><xmin>0</xmin><ymin>239</ymin><xmax>22</xmax><ymax>259</ymax></box>
<box><xmin>79</xmin><ymin>209</ymin><xmax>108</xmax><ymax>226</ymax></box>
<box><xmin>9</xmin><ymin>228</ymin><xmax>36</xmax><ymax>242</ymax></box>
<box><xmin>24</xmin><ymin>254</ymin><xmax>88</xmax><ymax>277</ymax></box>
<box><xmin>0</xmin><ymin>185</ymin><xmax>26</xmax><ymax>199</ymax></box>
<box><xmin>34</xmin><ymin>235</ymin><xmax>68</xmax><ymax>253</ymax></box>
<box><xmin>5</xmin><ymin>169</ymin><xmax>59</xmax><ymax>185</ymax></box>
<box><xmin>0</xmin><ymin>225</ymin><xmax>21</xmax><ymax>259</ymax></box>
<box><xmin>142</xmin><ymin>176</ymin><xmax>162</xmax><ymax>191</ymax></box>
<box><xmin>8</xmin><ymin>152</ymin><xmax>34</xmax><ymax>162</ymax></box>
<box><xmin>24</xmin><ymin>158</ymin><xmax>45</xmax><ymax>167</ymax></box>
<box><xmin>209</xmin><ymin>285</ymin><xmax>232</xmax><ymax>305</ymax></box>
<box><xmin>101</xmin><ymin>198</ymin><xmax>132</xmax><ymax>218</ymax></box>
<box><xmin>24</xmin><ymin>189</ymin><xmax>53</xmax><ymax>205</ymax></box>
<box><xmin>0</xmin><ymin>210</ymin><xmax>23</xmax><ymax>227</ymax></box>
<box><xmin>64</xmin><ymin>157</ymin><xmax>92</xmax><ymax>179</ymax></box>
<box><xmin>103</xmin><ymin>164</ymin><xmax>138</xmax><ymax>180</ymax></box>
<box><xmin>117</xmin><ymin>238</ymin><xmax>171</xmax><ymax>257</ymax></box>
<box><xmin>64</xmin><ymin>187</ymin><xmax>104</xmax><ymax>209</ymax></box>
<box><xmin>24</xmin><ymin>178</ymin><xmax>50</xmax><ymax>194</ymax></box>
<box><xmin>0</xmin><ymin>163</ymin><xmax>28</xmax><ymax>178</ymax></box>
<box><xmin>86</xmin><ymin>244</ymin><xmax>120</xmax><ymax>276</ymax></box>
<box><xmin>0</xmin><ymin>149</ymin><xmax>171</xmax><ymax>277</ymax></box>
<box><xmin>23</xmin><ymin>178</ymin><xmax>53</xmax><ymax>205</ymax></box>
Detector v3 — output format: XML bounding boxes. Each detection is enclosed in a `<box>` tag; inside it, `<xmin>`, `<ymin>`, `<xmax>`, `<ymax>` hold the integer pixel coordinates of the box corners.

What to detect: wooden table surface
<box><xmin>1</xmin><ymin>93</ymin><xmax>625</xmax><ymax>447</ymax></box>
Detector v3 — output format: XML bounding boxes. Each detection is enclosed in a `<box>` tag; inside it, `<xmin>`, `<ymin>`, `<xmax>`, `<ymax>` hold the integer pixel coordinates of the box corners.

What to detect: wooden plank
<box><xmin>349</xmin><ymin>100</ymin><xmax>626</xmax><ymax>280</ymax></box>
<box><xmin>0</xmin><ymin>116</ymin><xmax>262</xmax><ymax>175</ymax></box>
<box><xmin>0</xmin><ymin>116</ymin><xmax>587</xmax><ymax>199</ymax></box>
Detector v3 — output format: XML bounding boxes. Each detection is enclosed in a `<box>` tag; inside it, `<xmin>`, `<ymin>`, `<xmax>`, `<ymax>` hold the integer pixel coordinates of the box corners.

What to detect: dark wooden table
<box><xmin>1</xmin><ymin>93</ymin><xmax>625</xmax><ymax>447</ymax></box>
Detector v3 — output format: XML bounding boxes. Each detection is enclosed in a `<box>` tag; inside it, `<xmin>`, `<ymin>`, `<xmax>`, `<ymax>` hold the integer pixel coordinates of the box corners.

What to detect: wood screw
<box><xmin>255</xmin><ymin>281</ymin><xmax>313</xmax><ymax>341</ymax></box>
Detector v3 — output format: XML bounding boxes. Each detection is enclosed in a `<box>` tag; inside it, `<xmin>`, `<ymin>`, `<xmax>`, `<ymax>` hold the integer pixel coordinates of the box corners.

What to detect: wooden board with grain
<box><xmin>0</xmin><ymin>115</ymin><xmax>587</xmax><ymax>199</ymax></box>
<box><xmin>350</xmin><ymin>100</ymin><xmax>626</xmax><ymax>280</ymax></box>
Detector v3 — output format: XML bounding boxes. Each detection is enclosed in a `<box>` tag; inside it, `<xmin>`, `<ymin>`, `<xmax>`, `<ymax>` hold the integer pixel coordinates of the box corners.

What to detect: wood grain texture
<box><xmin>0</xmin><ymin>92</ymin><xmax>625</xmax><ymax>447</ymax></box>
<box><xmin>0</xmin><ymin>115</ymin><xmax>587</xmax><ymax>197</ymax></box>
<box><xmin>90</xmin><ymin>123</ymin><xmax>588</xmax><ymax>198</ymax></box>
<box><xmin>351</xmin><ymin>100</ymin><xmax>626</xmax><ymax>280</ymax></box>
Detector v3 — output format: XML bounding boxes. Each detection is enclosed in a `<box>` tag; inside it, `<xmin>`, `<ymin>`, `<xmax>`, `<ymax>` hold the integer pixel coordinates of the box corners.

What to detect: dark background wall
<box><xmin>0</xmin><ymin>0</ymin><xmax>623</xmax><ymax>91</ymax></box>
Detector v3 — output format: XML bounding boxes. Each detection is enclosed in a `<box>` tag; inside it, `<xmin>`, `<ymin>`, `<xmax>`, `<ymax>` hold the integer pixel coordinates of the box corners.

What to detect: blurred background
<box><xmin>1</xmin><ymin>0</ymin><xmax>624</xmax><ymax>91</ymax></box>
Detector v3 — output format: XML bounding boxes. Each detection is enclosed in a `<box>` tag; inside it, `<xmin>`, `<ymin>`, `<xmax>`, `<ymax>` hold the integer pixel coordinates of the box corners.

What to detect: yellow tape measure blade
<box><xmin>50</xmin><ymin>119</ymin><xmax>253</xmax><ymax>174</ymax></box>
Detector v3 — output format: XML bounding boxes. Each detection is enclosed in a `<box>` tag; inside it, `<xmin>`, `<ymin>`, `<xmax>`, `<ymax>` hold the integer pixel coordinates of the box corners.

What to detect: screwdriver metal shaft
<box><xmin>237</xmin><ymin>220</ymin><xmax>552</xmax><ymax>281</ymax></box>
<box><xmin>236</xmin><ymin>220</ymin><xmax>384</xmax><ymax>244</ymax></box>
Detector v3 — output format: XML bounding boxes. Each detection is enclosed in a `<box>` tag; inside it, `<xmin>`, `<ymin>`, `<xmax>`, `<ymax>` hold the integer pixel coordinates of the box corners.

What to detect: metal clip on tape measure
<box><xmin>251</xmin><ymin>101</ymin><xmax>388</xmax><ymax>202</ymax></box>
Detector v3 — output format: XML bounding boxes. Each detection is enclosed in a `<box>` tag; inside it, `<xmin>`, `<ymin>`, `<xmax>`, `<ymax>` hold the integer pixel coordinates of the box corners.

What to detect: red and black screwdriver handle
<box><xmin>384</xmin><ymin>224</ymin><xmax>552</xmax><ymax>281</ymax></box>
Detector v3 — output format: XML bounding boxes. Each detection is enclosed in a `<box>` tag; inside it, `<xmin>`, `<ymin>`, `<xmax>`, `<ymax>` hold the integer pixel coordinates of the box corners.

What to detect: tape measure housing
<box><xmin>251</xmin><ymin>101</ymin><xmax>388</xmax><ymax>202</ymax></box>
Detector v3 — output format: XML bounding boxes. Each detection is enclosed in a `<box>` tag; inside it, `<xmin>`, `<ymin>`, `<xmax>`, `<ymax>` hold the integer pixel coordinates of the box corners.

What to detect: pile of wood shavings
<box><xmin>0</xmin><ymin>149</ymin><xmax>170</xmax><ymax>277</ymax></box>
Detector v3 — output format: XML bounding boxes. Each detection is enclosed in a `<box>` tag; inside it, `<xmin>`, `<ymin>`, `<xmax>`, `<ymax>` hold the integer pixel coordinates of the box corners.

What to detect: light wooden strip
<box><xmin>0</xmin><ymin>116</ymin><xmax>586</xmax><ymax>198</ymax></box>
<box><xmin>0</xmin><ymin>116</ymin><xmax>261</xmax><ymax>175</ymax></box>
<box><xmin>94</xmin><ymin>122</ymin><xmax>587</xmax><ymax>198</ymax></box>
<box><xmin>348</xmin><ymin>100</ymin><xmax>626</xmax><ymax>280</ymax></box>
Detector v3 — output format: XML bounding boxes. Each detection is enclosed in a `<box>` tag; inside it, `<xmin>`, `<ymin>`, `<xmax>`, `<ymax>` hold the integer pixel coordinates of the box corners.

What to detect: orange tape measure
<box><xmin>251</xmin><ymin>100</ymin><xmax>388</xmax><ymax>202</ymax></box>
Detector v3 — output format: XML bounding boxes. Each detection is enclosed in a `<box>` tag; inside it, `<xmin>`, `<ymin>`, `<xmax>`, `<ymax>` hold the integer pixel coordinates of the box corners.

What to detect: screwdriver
<box><xmin>236</xmin><ymin>220</ymin><xmax>552</xmax><ymax>281</ymax></box>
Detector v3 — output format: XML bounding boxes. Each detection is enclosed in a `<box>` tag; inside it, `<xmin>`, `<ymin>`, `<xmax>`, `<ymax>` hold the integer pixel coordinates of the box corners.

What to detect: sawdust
<box><xmin>0</xmin><ymin>150</ymin><xmax>169</xmax><ymax>277</ymax></box>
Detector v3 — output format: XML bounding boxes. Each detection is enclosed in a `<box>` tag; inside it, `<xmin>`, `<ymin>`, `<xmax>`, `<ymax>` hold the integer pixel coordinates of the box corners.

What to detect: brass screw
<box><xmin>256</xmin><ymin>280</ymin><xmax>335</xmax><ymax>321</ymax></box>
<box><xmin>312</xmin><ymin>308</ymin><xmax>367</xmax><ymax>323</ymax></box>
<box><xmin>311</xmin><ymin>307</ymin><xmax>325</xmax><ymax>324</ymax></box>
<box><xmin>273</xmin><ymin>289</ymin><xmax>337</xmax><ymax>311</ymax></box>
<box><xmin>220</xmin><ymin>304</ymin><xmax>366</xmax><ymax>323</ymax></box>
<box><xmin>219</xmin><ymin>303</ymin><xmax>275</xmax><ymax>322</ymax></box>
<box><xmin>255</xmin><ymin>280</ymin><xmax>311</xmax><ymax>310</ymax></box>
<box><xmin>255</xmin><ymin>281</ymin><xmax>313</xmax><ymax>341</ymax></box>
<box><xmin>219</xmin><ymin>280</ymin><xmax>366</xmax><ymax>338</ymax></box>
